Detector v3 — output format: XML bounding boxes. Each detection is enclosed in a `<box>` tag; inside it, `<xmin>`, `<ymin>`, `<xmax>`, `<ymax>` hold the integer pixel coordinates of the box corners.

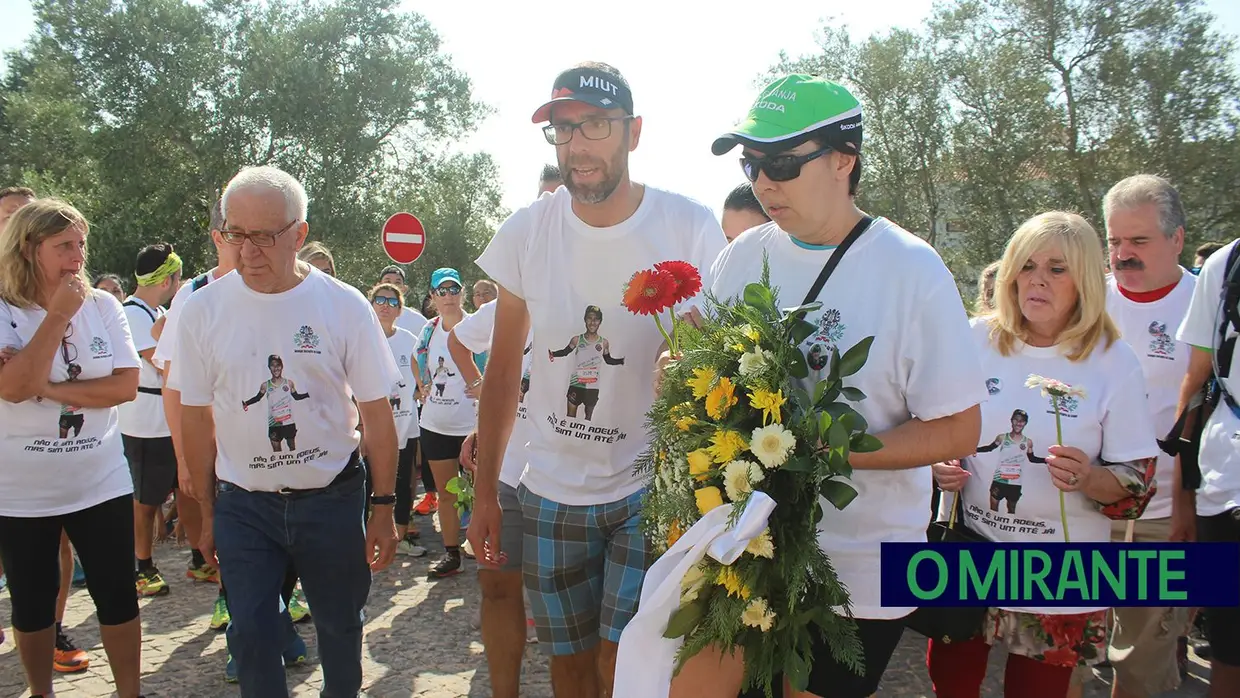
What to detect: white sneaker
<box><xmin>397</xmin><ymin>540</ymin><xmax>427</xmax><ymax>557</ymax></box>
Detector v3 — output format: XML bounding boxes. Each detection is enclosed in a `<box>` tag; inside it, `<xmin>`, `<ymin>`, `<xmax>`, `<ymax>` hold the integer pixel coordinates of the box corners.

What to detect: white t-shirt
<box><xmin>1177</xmin><ymin>239</ymin><xmax>1240</xmax><ymax>516</ymax></box>
<box><xmin>709</xmin><ymin>218</ymin><xmax>988</xmax><ymax>619</ymax></box>
<box><xmin>417</xmin><ymin>317</ymin><xmax>478</xmax><ymax>437</ymax></box>
<box><xmin>452</xmin><ymin>299</ymin><xmax>535</xmax><ymax>488</ymax></box>
<box><xmin>118</xmin><ymin>296</ymin><xmax>170</xmax><ymax>438</ymax></box>
<box><xmin>396</xmin><ymin>306</ymin><xmax>428</xmax><ymax>336</ymax></box>
<box><xmin>153</xmin><ymin>270</ymin><xmax>218</xmax><ymax>371</ymax></box>
<box><xmin>385</xmin><ymin>326</ymin><xmax>420</xmax><ymax>442</ymax></box>
<box><xmin>169</xmin><ymin>268</ymin><xmax>400</xmax><ymax>491</ymax></box>
<box><xmin>952</xmin><ymin>319</ymin><xmax>1158</xmax><ymax>614</ymax></box>
<box><xmin>0</xmin><ymin>290</ymin><xmax>141</xmax><ymax>516</ymax></box>
<box><xmin>1105</xmin><ymin>271</ymin><xmax>1196</xmax><ymax>519</ymax></box>
<box><xmin>476</xmin><ymin>185</ymin><xmax>727</xmax><ymax>505</ymax></box>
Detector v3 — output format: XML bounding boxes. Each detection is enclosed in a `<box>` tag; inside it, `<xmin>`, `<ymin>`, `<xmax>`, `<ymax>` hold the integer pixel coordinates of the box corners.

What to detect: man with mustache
<box><xmin>1069</xmin><ymin>174</ymin><xmax>1196</xmax><ymax>698</ymax></box>
<box><xmin>468</xmin><ymin>62</ymin><xmax>726</xmax><ymax>698</ymax></box>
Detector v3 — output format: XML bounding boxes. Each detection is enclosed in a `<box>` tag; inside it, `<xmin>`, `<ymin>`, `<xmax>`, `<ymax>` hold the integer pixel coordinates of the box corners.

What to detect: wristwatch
<box><xmin>370</xmin><ymin>494</ymin><xmax>397</xmax><ymax>506</ymax></box>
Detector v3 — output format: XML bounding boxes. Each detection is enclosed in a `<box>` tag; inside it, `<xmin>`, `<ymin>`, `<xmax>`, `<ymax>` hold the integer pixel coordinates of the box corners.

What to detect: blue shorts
<box><xmin>517</xmin><ymin>484</ymin><xmax>650</xmax><ymax>656</ymax></box>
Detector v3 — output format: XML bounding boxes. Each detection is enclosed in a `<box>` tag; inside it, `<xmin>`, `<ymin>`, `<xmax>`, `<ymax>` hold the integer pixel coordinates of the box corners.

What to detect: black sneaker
<box><xmin>429</xmin><ymin>551</ymin><xmax>462</xmax><ymax>578</ymax></box>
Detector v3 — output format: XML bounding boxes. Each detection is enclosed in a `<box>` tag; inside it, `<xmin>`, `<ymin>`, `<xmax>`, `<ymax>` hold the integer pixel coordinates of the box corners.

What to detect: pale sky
<box><xmin>2</xmin><ymin>0</ymin><xmax>1239</xmax><ymax>220</ymax></box>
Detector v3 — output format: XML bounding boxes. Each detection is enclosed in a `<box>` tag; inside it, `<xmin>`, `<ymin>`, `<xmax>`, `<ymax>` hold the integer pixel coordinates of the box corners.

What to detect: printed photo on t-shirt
<box><xmin>519</xmin><ymin>341</ymin><xmax>532</xmax><ymax>404</ymax></box>
<box><xmin>58</xmin><ymin>362</ymin><xmax>84</xmax><ymax>438</ymax></box>
<box><xmin>804</xmin><ymin>308</ymin><xmax>846</xmax><ymax>372</ymax></box>
<box><xmin>430</xmin><ymin>356</ymin><xmax>456</xmax><ymax>398</ymax></box>
<box><xmin>548</xmin><ymin>305</ymin><xmax>625</xmax><ymax>422</ymax></box>
<box><xmin>975</xmin><ymin>408</ymin><xmax>1047</xmax><ymax>514</ymax></box>
<box><xmin>241</xmin><ymin>354</ymin><xmax>311</xmax><ymax>452</ymax></box>
<box><xmin>389</xmin><ymin>379</ymin><xmax>408</xmax><ymax>412</ymax></box>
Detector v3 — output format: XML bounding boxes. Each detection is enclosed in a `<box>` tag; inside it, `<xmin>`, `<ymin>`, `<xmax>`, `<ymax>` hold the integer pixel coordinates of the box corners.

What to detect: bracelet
<box><xmin>468</xmin><ymin>377</ymin><xmax>483</xmax><ymax>389</ymax></box>
<box><xmin>369</xmin><ymin>494</ymin><xmax>397</xmax><ymax>506</ymax></box>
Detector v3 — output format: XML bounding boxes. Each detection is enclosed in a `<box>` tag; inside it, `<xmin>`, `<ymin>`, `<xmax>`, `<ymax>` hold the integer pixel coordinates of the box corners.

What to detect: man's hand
<box><xmin>365</xmin><ymin>507</ymin><xmax>398</xmax><ymax>571</ymax></box>
<box><xmin>466</xmin><ymin>489</ymin><xmax>507</xmax><ymax>570</ymax></box>
<box><xmin>460</xmin><ymin>431</ymin><xmax>478</xmax><ymax>474</ymax></box>
<box><xmin>176</xmin><ymin>457</ymin><xmax>196</xmax><ymax>500</ymax></box>
<box><xmin>932</xmin><ymin>460</ymin><xmax>970</xmax><ymax>492</ymax></box>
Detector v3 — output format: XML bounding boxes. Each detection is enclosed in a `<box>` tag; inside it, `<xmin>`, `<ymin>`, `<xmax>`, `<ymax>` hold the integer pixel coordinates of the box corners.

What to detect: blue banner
<box><xmin>880</xmin><ymin>542</ymin><xmax>1239</xmax><ymax>607</ymax></box>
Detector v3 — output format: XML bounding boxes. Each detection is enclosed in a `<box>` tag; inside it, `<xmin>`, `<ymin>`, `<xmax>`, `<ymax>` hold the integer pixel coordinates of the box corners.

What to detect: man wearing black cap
<box><xmin>470</xmin><ymin>62</ymin><xmax>726</xmax><ymax>698</ymax></box>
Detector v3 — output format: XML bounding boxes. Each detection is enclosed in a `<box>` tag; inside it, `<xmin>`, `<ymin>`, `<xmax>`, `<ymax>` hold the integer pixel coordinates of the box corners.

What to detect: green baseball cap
<box><xmin>711</xmin><ymin>74</ymin><xmax>863</xmax><ymax>156</ymax></box>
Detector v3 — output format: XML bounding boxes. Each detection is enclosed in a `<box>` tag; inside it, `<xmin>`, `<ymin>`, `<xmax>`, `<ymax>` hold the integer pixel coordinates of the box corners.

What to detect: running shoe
<box><xmin>429</xmin><ymin>550</ymin><xmax>462</xmax><ymax>578</ymax></box>
<box><xmin>288</xmin><ymin>587</ymin><xmax>311</xmax><ymax>624</ymax></box>
<box><xmin>186</xmin><ymin>561</ymin><xmax>220</xmax><ymax>584</ymax></box>
<box><xmin>397</xmin><ymin>539</ymin><xmax>427</xmax><ymax>558</ymax></box>
<box><xmin>413</xmin><ymin>492</ymin><xmax>438</xmax><ymax>516</ymax></box>
<box><xmin>282</xmin><ymin>630</ymin><xmax>309</xmax><ymax>667</ymax></box>
<box><xmin>225</xmin><ymin>653</ymin><xmax>238</xmax><ymax>683</ymax></box>
<box><xmin>210</xmin><ymin>595</ymin><xmax>231</xmax><ymax>631</ymax></box>
<box><xmin>135</xmin><ymin>568</ymin><xmax>170</xmax><ymax>597</ymax></box>
<box><xmin>53</xmin><ymin>629</ymin><xmax>90</xmax><ymax>672</ymax></box>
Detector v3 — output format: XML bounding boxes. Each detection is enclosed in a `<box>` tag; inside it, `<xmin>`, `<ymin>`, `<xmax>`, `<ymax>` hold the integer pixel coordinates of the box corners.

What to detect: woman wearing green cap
<box><xmin>695</xmin><ymin>74</ymin><xmax>988</xmax><ymax>698</ymax></box>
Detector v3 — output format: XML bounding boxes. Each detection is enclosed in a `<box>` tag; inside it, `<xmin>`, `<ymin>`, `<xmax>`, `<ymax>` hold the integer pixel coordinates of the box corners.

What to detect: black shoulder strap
<box><xmin>122</xmin><ymin>299</ymin><xmax>156</xmax><ymax>324</ymax></box>
<box><xmin>1215</xmin><ymin>243</ymin><xmax>1240</xmax><ymax>382</ymax></box>
<box><xmin>191</xmin><ymin>273</ymin><xmax>211</xmax><ymax>293</ymax></box>
<box><xmin>800</xmin><ymin>216</ymin><xmax>874</xmax><ymax>305</ymax></box>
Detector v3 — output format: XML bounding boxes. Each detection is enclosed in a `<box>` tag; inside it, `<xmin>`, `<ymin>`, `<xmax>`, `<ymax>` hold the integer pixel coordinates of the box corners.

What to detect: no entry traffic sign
<box><xmin>381</xmin><ymin>213</ymin><xmax>426</xmax><ymax>264</ymax></box>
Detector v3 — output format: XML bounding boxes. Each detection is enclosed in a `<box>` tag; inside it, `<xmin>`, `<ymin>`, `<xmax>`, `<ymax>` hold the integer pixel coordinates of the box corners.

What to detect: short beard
<box><xmin>561</xmin><ymin>140</ymin><xmax>628</xmax><ymax>205</ymax></box>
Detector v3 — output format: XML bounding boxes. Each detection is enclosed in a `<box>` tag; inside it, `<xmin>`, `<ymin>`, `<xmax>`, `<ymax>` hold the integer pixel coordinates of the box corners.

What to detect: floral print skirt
<box><xmin>981</xmin><ymin>607</ymin><xmax>1109</xmax><ymax>668</ymax></box>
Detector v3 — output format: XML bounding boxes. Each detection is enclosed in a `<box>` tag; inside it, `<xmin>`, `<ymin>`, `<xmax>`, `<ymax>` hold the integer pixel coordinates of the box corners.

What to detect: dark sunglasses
<box><xmin>740</xmin><ymin>146</ymin><xmax>832</xmax><ymax>183</ymax></box>
<box><xmin>434</xmin><ymin>286</ymin><xmax>462</xmax><ymax>297</ymax></box>
<box><xmin>372</xmin><ymin>296</ymin><xmax>401</xmax><ymax>308</ymax></box>
<box><xmin>61</xmin><ymin>323</ymin><xmax>80</xmax><ymax>377</ymax></box>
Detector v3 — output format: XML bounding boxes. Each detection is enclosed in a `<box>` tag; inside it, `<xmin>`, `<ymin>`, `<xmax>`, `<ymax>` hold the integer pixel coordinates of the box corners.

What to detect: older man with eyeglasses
<box><xmin>168</xmin><ymin>166</ymin><xmax>401</xmax><ymax>698</ymax></box>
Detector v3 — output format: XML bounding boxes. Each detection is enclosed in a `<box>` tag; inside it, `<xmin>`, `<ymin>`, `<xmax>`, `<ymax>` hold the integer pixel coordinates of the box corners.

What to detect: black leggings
<box><xmin>419</xmin><ymin>437</ymin><xmax>436</xmax><ymax>494</ymax></box>
<box><xmin>0</xmin><ymin>494</ymin><xmax>139</xmax><ymax>632</ymax></box>
<box><xmin>395</xmin><ymin>438</ymin><xmax>419</xmax><ymax>526</ymax></box>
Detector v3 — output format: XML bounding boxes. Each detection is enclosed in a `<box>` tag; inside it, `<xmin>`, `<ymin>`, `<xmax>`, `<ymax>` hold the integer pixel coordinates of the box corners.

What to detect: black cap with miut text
<box><xmin>531</xmin><ymin>64</ymin><xmax>634</xmax><ymax>123</ymax></box>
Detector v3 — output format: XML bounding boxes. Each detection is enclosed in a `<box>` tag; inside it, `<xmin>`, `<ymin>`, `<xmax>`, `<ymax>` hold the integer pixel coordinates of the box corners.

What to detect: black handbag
<box><xmin>904</xmin><ymin>492</ymin><xmax>990</xmax><ymax>643</ymax></box>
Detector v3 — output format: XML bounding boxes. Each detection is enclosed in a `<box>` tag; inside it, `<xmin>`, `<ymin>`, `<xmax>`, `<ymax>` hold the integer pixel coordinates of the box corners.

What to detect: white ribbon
<box><xmin>614</xmin><ymin>492</ymin><xmax>777</xmax><ymax>698</ymax></box>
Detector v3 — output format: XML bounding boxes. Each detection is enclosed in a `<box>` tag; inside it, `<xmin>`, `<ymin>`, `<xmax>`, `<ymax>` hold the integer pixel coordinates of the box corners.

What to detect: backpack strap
<box><xmin>416</xmin><ymin>317</ymin><xmax>439</xmax><ymax>381</ymax></box>
<box><xmin>123</xmin><ymin>299</ymin><xmax>157</xmax><ymax>324</ymax></box>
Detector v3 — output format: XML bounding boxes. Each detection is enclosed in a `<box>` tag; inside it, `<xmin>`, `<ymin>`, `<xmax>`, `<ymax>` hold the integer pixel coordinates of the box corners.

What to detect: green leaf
<box><xmin>813</xmin><ymin>380</ymin><xmax>829</xmax><ymax>405</ymax></box>
<box><xmin>820</xmin><ymin>480</ymin><xmax>859</xmax><ymax>509</ymax></box>
<box><xmin>663</xmin><ymin>600</ymin><xmax>705</xmax><ymax>639</ymax></box>
<box><xmin>784</xmin><ymin>648</ymin><xmax>811</xmax><ymax>692</ymax></box>
<box><xmin>812</xmin><ymin>501</ymin><xmax>824</xmax><ymax>524</ymax></box>
<box><xmin>851</xmin><ymin>433</ymin><xmax>883</xmax><ymax>453</ymax></box>
<box><xmin>838</xmin><ymin>336</ymin><xmax>875</xmax><ymax>377</ymax></box>
<box><xmin>780</xmin><ymin>301</ymin><xmax>823</xmax><ymax>319</ymax></box>
<box><xmin>840</xmin><ymin>386</ymin><xmax>867</xmax><ymax>402</ymax></box>
<box><xmin>818</xmin><ymin>412</ymin><xmax>833</xmax><ymax>439</ymax></box>
<box><xmin>828</xmin><ymin>448</ymin><xmax>853</xmax><ymax>477</ymax></box>
<box><xmin>789</xmin><ymin>318</ymin><xmax>816</xmax><ymax>347</ymax></box>
<box><xmin>827</xmin><ymin>419</ymin><xmax>850</xmax><ymax>451</ymax></box>
<box><xmin>829</xmin><ymin>346</ymin><xmax>842</xmax><ymax>382</ymax></box>
<box><xmin>788</xmin><ymin>350</ymin><xmax>809</xmax><ymax>379</ymax></box>
<box><xmin>743</xmin><ymin>283</ymin><xmax>774</xmax><ymax>312</ymax></box>
<box><xmin>782</xmin><ymin>455</ymin><xmax>814</xmax><ymax>472</ymax></box>
<box><xmin>444</xmin><ymin>478</ymin><xmax>464</xmax><ymax>494</ymax></box>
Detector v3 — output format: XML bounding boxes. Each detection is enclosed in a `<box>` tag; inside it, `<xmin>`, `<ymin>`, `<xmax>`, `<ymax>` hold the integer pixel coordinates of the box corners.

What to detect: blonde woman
<box><xmin>929</xmin><ymin>212</ymin><xmax>1159</xmax><ymax>698</ymax></box>
<box><xmin>0</xmin><ymin>199</ymin><xmax>144</xmax><ymax>698</ymax></box>
<box><xmin>297</xmin><ymin>241</ymin><xmax>336</xmax><ymax>277</ymax></box>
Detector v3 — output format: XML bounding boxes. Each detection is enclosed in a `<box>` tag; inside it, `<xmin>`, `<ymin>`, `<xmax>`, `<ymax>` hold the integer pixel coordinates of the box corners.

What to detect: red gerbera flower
<box><xmin>623</xmin><ymin>268</ymin><xmax>677</xmax><ymax>316</ymax></box>
<box><xmin>654</xmin><ymin>260</ymin><xmax>703</xmax><ymax>304</ymax></box>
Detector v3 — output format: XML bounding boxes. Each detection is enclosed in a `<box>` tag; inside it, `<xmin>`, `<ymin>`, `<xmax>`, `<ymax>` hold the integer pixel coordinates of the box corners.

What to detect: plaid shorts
<box><xmin>517</xmin><ymin>484</ymin><xmax>651</xmax><ymax>656</ymax></box>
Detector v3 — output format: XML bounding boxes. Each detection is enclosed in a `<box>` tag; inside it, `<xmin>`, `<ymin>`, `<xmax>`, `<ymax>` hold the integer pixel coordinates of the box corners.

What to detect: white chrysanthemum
<box><xmin>741</xmin><ymin>597</ymin><xmax>776</xmax><ymax>632</ymax></box>
<box><xmin>750</xmin><ymin>424</ymin><xmax>796</xmax><ymax>469</ymax></box>
<box><xmin>681</xmin><ymin>562</ymin><xmax>708</xmax><ymax>603</ymax></box>
<box><xmin>737</xmin><ymin>348</ymin><xmax>771</xmax><ymax>377</ymax></box>
<box><xmin>746</xmin><ymin>529</ymin><xmax>775</xmax><ymax>559</ymax></box>
<box><xmin>723</xmin><ymin>460</ymin><xmax>761</xmax><ymax>501</ymax></box>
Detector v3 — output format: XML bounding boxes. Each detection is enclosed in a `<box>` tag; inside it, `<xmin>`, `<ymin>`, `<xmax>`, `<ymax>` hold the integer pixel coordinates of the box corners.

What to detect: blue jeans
<box><xmin>215</xmin><ymin>468</ymin><xmax>370</xmax><ymax>698</ymax></box>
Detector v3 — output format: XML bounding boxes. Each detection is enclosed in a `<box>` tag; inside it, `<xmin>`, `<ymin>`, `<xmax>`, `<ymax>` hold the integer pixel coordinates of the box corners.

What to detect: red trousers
<box><xmin>926</xmin><ymin>635</ymin><xmax>1073</xmax><ymax>698</ymax></box>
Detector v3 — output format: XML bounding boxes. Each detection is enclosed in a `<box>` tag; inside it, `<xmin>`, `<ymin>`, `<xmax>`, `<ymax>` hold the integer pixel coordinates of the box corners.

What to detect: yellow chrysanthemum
<box><xmin>745</xmin><ymin>529</ymin><xmax>775</xmax><ymax>559</ymax></box>
<box><xmin>666</xmin><ymin>519</ymin><xmax>683</xmax><ymax>549</ymax></box>
<box><xmin>716</xmin><ymin>566</ymin><xmax>751</xmax><ymax>600</ymax></box>
<box><xmin>707</xmin><ymin>429</ymin><xmax>748</xmax><ymax>464</ymax></box>
<box><xmin>741</xmin><ymin>324</ymin><xmax>761</xmax><ymax>342</ymax></box>
<box><xmin>749</xmin><ymin>388</ymin><xmax>786</xmax><ymax>425</ymax></box>
<box><xmin>670</xmin><ymin>402</ymin><xmax>698</xmax><ymax>431</ymax></box>
<box><xmin>731</xmin><ymin>342</ymin><xmax>746</xmax><ymax>353</ymax></box>
<box><xmin>705</xmin><ymin>376</ymin><xmax>739</xmax><ymax>420</ymax></box>
<box><xmin>695</xmin><ymin>486</ymin><xmax>724</xmax><ymax>514</ymax></box>
<box><xmin>741</xmin><ymin>598</ymin><xmax>775</xmax><ymax>631</ymax></box>
<box><xmin>687</xmin><ymin>367</ymin><xmax>717</xmax><ymax>399</ymax></box>
<box><xmin>687</xmin><ymin>449</ymin><xmax>714</xmax><ymax>480</ymax></box>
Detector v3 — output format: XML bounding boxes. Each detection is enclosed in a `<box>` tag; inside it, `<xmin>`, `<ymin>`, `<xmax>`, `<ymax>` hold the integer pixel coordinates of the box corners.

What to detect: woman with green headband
<box><xmin>687</xmin><ymin>74</ymin><xmax>988</xmax><ymax>698</ymax></box>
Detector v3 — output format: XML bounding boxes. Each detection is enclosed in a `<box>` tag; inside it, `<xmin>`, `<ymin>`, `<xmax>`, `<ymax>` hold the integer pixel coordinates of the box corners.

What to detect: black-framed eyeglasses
<box><xmin>740</xmin><ymin>146</ymin><xmax>832</xmax><ymax>183</ymax></box>
<box><xmin>372</xmin><ymin>296</ymin><xmax>401</xmax><ymax>308</ymax></box>
<box><xmin>542</xmin><ymin>116</ymin><xmax>635</xmax><ymax>145</ymax></box>
<box><xmin>61</xmin><ymin>323</ymin><xmax>80</xmax><ymax>378</ymax></box>
<box><xmin>434</xmin><ymin>286</ymin><xmax>462</xmax><ymax>297</ymax></box>
<box><xmin>219</xmin><ymin>219</ymin><xmax>300</xmax><ymax>248</ymax></box>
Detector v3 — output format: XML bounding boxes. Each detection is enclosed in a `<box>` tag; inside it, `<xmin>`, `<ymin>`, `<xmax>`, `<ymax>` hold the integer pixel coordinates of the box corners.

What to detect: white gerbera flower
<box><xmin>723</xmin><ymin>460</ymin><xmax>762</xmax><ymax>501</ymax></box>
<box><xmin>741</xmin><ymin>597</ymin><xmax>776</xmax><ymax>631</ymax></box>
<box><xmin>750</xmin><ymin>424</ymin><xmax>796</xmax><ymax>469</ymax></box>
<box><xmin>745</xmin><ymin>529</ymin><xmax>775</xmax><ymax>559</ymax></box>
<box><xmin>737</xmin><ymin>348</ymin><xmax>771</xmax><ymax>377</ymax></box>
<box><xmin>1026</xmin><ymin>374</ymin><xmax>1087</xmax><ymax>400</ymax></box>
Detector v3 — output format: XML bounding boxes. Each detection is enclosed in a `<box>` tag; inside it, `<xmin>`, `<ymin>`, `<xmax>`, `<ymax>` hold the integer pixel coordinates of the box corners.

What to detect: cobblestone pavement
<box><xmin>0</xmin><ymin>528</ymin><xmax>1213</xmax><ymax>698</ymax></box>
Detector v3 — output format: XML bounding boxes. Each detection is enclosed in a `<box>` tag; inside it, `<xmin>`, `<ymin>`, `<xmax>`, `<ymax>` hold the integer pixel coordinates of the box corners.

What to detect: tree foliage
<box><xmin>777</xmin><ymin>0</ymin><xmax>1240</xmax><ymax>286</ymax></box>
<box><xmin>0</xmin><ymin>0</ymin><xmax>505</xmax><ymax>293</ymax></box>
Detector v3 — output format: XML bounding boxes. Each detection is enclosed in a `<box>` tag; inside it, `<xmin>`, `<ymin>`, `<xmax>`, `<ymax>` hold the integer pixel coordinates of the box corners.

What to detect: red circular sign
<box><xmin>381</xmin><ymin>213</ymin><xmax>426</xmax><ymax>265</ymax></box>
